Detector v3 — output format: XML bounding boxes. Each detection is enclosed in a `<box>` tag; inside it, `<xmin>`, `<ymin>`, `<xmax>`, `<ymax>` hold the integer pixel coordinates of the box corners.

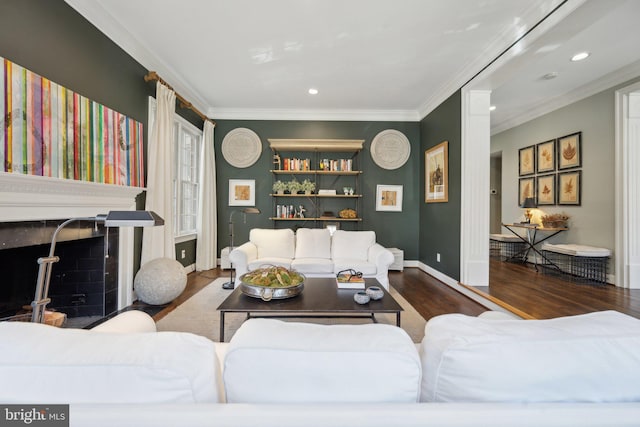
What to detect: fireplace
<box><xmin>0</xmin><ymin>220</ymin><xmax>118</xmax><ymax>321</ymax></box>
<box><xmin>0</xmin><ymin>172</ymin><xmax>143</xmax><ymax>320</ymax></box>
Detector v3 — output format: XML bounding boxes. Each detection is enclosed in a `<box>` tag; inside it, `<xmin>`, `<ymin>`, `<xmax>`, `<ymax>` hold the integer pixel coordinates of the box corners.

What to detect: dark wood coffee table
<box><xmin>217</xmin><ymin>277</ymin><xmax>403</xmax><ymax>342</ymax></box>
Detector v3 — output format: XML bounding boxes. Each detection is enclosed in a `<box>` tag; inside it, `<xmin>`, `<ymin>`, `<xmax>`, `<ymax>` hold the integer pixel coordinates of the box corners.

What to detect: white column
<box><xmin>460</xmin><ymin>90</ymin><xmax>491</xmax><ymax>286</ymax></box>
<box><xmin>616</xmin><ymin>88</ymin><xmax>640</xmax><ymax>288</ymax></box>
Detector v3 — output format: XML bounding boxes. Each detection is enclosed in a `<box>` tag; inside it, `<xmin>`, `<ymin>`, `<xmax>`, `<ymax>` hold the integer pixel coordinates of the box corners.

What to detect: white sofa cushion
<box><xmin>332</xmin><ymin>230</ymin><xmax>375</xmax><ymax>261</ymax></box>
<box><xmin>0</xmin><ymin>322</ymin><xmax>223</xmax><ymax>404</ymax></box>
<box><xmin>248</xmin><ymin>257</ymin><xmax>292</xmax><ymax>271</ymax></box>
<box><xmin>333</xmin><ymin>259</ymin><xmax>377</xmax><ymax>275</ymax></box>
<box><xmin>295</xmin><ymin>228</ymin><xmax>331</xmax><ymax>259</ymax></box>
<box><xmin>224</xmin><ymin>319</ymin><xmax>421</xmax><ymax>403</ymax></box>
<box><xmin>420</xmin><ymin>311</ymin><xmax>640</xmax><ymax>403</ymax></box>
<box><xmin>250</xmin><ymin>228</ymin><xmax>295</xmax><ymax>259</ymax></box>
<box><xmin>291</xmin><ymin>257</ymin><xmax>334</xmax><ymax>273</ymax></box>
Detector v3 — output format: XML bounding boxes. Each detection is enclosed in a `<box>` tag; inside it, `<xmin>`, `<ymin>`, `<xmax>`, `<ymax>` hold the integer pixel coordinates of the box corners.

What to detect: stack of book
<box><xmin>335</xmin><ymin>273</ymin><xmax>365</xmax><ymax>289</ymax></box>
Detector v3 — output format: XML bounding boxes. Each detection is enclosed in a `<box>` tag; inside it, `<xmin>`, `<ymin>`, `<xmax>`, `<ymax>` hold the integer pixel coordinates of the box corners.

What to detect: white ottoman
<box><xmin>134</xmin><ymin>258</ymin><xmax>187</xmax><ymax>305</ymax></box>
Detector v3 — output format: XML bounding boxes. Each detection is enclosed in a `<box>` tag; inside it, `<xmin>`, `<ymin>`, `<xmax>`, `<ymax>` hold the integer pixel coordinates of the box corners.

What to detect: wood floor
<box><xmin>152</xmin><ymin>261</ymin><xmax>640</xmax><ymax>323</ymax></box>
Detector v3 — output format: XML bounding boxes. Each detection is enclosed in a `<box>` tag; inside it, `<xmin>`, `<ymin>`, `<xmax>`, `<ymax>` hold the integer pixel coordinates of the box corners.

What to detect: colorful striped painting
<box><xmin>0</xmin><ymin>56</ymin><xmax>144</xmax><ymax>187</ymax></box>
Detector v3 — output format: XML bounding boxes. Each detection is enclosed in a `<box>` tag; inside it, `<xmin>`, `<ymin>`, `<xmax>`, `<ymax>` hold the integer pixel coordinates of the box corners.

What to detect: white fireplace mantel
<box><xmin>0</xmin><ymin>172</ymin><xmax>145</xmax><ymax>309</ymax></box>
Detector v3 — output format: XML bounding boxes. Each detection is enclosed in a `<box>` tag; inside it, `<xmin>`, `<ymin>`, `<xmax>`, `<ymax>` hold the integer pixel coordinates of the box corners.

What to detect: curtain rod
<box><xmin>144</xmin><ymin>71</ymin><xmax>216</xmax><ymax>126</ymax></box>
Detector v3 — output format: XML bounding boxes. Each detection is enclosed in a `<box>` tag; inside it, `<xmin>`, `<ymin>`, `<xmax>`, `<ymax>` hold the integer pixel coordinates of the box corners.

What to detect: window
<box><xmin>148</xmin><ymin>97</ymin><xmax>202</xmax><ymax>240</ymax></box>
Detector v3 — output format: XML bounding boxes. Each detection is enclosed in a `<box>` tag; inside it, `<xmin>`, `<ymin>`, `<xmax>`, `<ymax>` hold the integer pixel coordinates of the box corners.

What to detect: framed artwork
<box><xmin>558</xmin><ymin>171</ymin><xmax>581</xmax><ymax>205</ymax></box>
<box><xmin>536</xmin><ymin>139</ymin><xmax>556</xmax><ymax>173</ymax></box>
<box><xmin>228</xmin><ymin>179</ymin><xmax>255</xmax><ymax>206</ymax></box>
<box><xmin>557</xmin><ymin>132</ymin><xmax>582</xmax><ymax>170</ymax></box>
<box><xmin>536</xmin><ymin>174</ymin><xmax>556</xmax><ymax>205</ymax></box>
<box><xmin>425</xmin><ymin>141</ymin><xmax>448</xmax><ymax>203</ymax></box>
<box><xmin>518</xmin><ymin>177</ymin><xmax>535</xmax><ymax>206</ymax></box>
<box><xmin>518</xmin><ymin>145</ymin><xmax>535</xmax><ymax>176</ymax></box>
<box><xmin>376</xmin><ymin>185</ymin><xmax>403</xmax><ymax>212</ymax></box>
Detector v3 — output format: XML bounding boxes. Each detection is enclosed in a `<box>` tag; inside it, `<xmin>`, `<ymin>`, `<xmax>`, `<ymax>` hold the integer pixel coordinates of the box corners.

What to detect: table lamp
<box><xmin>222</xmin><ymin>207</ymin><xmax>261</xmax><ymax>290</ymax></box>
<box><xmin>521</xmin><ymin>197</ymin><xmax>537</xmax><ymax>224</ymax></box>
<box><xmin>30</xmin><ymin>211</ymin><xmax>164</xmax><ymax>323</ymax></box>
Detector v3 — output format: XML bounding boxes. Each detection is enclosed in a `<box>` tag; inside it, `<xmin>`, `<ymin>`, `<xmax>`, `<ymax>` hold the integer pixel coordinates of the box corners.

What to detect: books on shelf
<box><xmin>336</xmin><ymin>274</ymin><xmax>365</xmax><ymax>289</ymax></box>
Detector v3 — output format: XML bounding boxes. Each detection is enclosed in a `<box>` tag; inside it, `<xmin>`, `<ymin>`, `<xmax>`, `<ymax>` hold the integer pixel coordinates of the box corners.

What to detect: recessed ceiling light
<box><xmin>542</xmin><ymin>72</ymin><xmax>558</xmax><ymax>80</ymax></box>
<box><xmin>489</xmin><ymin>105</ymin><xmax>496</xmax><ymax>111</ymax></box>
<box><xmin>571</xmin><ymin>52</ymin><xmax>590</xmax><ymax>62</ymax></box>
<box><xmin>308</xmin><ymin>88</ymin><xmax>318</xmax><ymax>95</ymax></box>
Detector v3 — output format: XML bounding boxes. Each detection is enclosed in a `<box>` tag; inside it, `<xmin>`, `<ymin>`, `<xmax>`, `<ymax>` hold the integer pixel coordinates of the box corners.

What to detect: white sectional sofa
<box><xmin>229</xmin><ymin>228</ymin><xmax>395</xmax><ymax>288</ymax></box>
<box><xmin>1</xmin><ymin>310</ymin><xmax>640</xmax><ymax>427</ymax></box>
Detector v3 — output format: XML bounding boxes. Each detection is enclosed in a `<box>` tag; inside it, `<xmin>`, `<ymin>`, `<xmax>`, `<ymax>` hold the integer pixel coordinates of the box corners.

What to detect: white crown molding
<box><xmin>491</xmin><ymin>59</ymin><xmax>640</xmax><ymax>135</ymax></box>
<box><xmin>207</xmin><ymin>107</ymin><xmax>420</xmax><ymax>122</ymax></box>
<box><xmin>416</xmin><ymin>0</ymin><xmax>565</xmax><ymax>120</ymax></box>
<box><xmin>63</xmin><ymin>0</ymin><xmax>210</xmax><ymax>114</ymax></box>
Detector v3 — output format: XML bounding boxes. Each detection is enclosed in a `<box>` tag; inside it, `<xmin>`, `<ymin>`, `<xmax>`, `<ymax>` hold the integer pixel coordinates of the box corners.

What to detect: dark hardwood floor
<box><xmin>151</xmin><ymin>261</ymin><xmax>640</xmax><ymax>323</ymax></box>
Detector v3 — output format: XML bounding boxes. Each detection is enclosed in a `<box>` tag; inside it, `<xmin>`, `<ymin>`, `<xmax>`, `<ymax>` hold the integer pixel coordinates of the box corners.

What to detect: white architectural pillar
<box><xmin>616</xmin><ymin>86</ymin><xmax>640</xmax><ymax>288</ymax></box>
<box><xmin>460</xmin><ymin>89</ymin><xmax>491</xmax><ymax>286</ymax></box>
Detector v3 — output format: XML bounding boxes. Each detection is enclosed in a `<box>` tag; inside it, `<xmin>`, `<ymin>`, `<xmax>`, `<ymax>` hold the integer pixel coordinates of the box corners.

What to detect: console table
<box><xmin>502</xmin><ymin>223</ymin><xmax>568</xmax><ymax>271</ymax></box>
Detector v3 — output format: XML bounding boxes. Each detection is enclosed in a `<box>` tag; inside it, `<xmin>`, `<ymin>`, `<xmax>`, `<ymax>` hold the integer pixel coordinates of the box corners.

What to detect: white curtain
<box><xmin>141</xmin><ymin>81</ymin><xmax>176</xmax><ymax>265</ymax></box>
<box><xmin>196</xmin><ymin>120</ymin><xmax>217</xmax><ymax>270</ymax></box>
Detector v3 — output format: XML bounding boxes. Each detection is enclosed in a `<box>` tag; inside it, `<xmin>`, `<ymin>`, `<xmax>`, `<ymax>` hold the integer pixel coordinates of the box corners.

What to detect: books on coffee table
<box><xmin>335</xmin><ymin>274</ymin><xmax>365</xmax><ymax>289</ymax></box>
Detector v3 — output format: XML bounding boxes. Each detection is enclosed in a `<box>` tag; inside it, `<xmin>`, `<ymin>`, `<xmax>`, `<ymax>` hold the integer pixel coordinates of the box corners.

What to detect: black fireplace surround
<box><xmin>0</xmin><ymin>220</ymin><xmax>118</xmax><ymax>320</ymax></box>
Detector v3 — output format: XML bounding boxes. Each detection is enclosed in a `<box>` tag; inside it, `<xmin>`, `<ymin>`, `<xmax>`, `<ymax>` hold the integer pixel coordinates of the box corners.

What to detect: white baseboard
<box><xmin>183</xmin><ymin>263</ymin><xmax>195</xmax><ymax>274</ymax></box>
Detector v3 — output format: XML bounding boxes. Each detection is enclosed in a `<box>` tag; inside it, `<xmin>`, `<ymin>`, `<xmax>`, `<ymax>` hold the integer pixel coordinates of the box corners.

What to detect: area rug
<box><xmin>156</xmin><ymin>278</ymin><xmax>426</xmax><ymax>343</ymax></box>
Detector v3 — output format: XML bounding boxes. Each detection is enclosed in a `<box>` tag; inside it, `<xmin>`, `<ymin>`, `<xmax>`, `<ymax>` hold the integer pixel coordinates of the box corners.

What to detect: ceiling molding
<box><xmin>207</xmin><ymin>107</ymin><xmax>420</xmax><ymax>122</ymax></box>
<box><xmin>416</xmin><ymin>0</ymin><xmax>565</xmax><ymax>120</ymax></box>
<box><xmin>63</xmin><ymin>0</ymin><xmax>210</xmax><ymax>114</ymax></box>
<box><xmin>491</xmin><ymin>59</ymin><xmax>640</xmax><ymax>135</ymax></box>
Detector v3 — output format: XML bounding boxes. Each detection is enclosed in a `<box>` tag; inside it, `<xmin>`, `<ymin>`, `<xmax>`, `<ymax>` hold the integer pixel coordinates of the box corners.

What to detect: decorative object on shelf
<box><xmin>287</xmin><ymin>178</ymin><xmax>302</xmax><ymax>194</ymax></box>
<box><xmin>541</xmin><ymin>212</ymin><xmax>570</xmax><ymax>228</ymax></box>
<box><xmin>221</xmin><ymin>127</ymin><xmax>262</xmax><ymax>168</ymax></box>
<box><xmin>229</xmin><ymin>179</ymin><xmax>255</xmax><ymax>206</ymax></box>
<box><xmin>425</xmin><ymin>141</ymin><xmax>449</xmax><ymax>203</ymax></box>
<box><xmin>320</xmin><ymin>211</ymin><xmax>336</xmax><ymax>219</ymax></box>
<box><xmin>318</xmin><ymin>189</ymin><xmax>337</xmax><ymax>195</ymax></box>
<box><xmin>376</xmin><ymin>184</ymin><xmax>403</xmax><ymax>212</ymax></box>
<box><xmin>370</xmin><ymin>129</ymin><xmax>411</xmax><ymax>170</ymax></box>
<box><xmin>518</xmin><ymin>177</ymin><xmax>535</xmax><ymax>206</ymax></box>
<box><xmin>366</xmin><ymin>286</ymin><xmax>384</xmax><ymax>300</ymax></box>
<box><xmin>272</xmin><ymin>180</ymin><xmax>287</xmax><ymax>195</ymax></box>
<box><xmin>29</xmin><ymin>211</ymin><xmax>164</xmax><ymax>322</ymax></box>
<box><xmin>135</xmin><ymin>257</ymin><xmax>187</xmax><ymax>305</ymax></box>
<box><xmin>520</xmin><ymin>197</ymin><xmax>537</xmax><ymax>224</ymax></box>
<box><xmin>238</xmin><ymin>266</ymin><xmax>304</xmax><ymax>301</ymax></box>
<box><xmin>558</xmin><ymin>170</ymin><xmax>581</xmax><ymax>205</ymax></box>
<box><xmin>339</xmin><ymin>208</ymin><xmax>357</xmax><ymax>219</ymax></box>
<box><xmin>518</xmin><ymin>144</ymin><xmax>535</xmax><ymax>176</ymax></box>
<box><xmin>222</xmin><ymin>207</ymin><xmax>261</xmax><ymax>290</ymax></box>
<box><xmin>536</xmin><ymin>139</ymin><xmax>556</xmax><ymax>173</ymax></box>
<box><xmin>301</xmin><ymin>179</ymin><xmax>316</xmax><ymax>194</ymax></box>
<box><xmin>557</xmin><ymin>132</ymin><xmax>581</xmax><ymax>170</ymax></box>
<box><xmin>0</xmin><ymin>56</ymin><xmax>144</xmax><ymax>186</ymax></box>
<box><xmin>353</xmin><ymin>291</ymin><xmax>370</xmax><ymax>304</ymax></box>
<box><xmin>536</xmin><ymin>174</ymin><xmax>556</xmax><ymax>205</ymax></box>
<box><xmin>273</xmin><ymin>154</ymin><xmax>281</xmax><ymax>170</ymax></box>
<box><xmin>295</xmin><ymin>205</ymin><xmax>306</xmax><ymax>218</ymax></box>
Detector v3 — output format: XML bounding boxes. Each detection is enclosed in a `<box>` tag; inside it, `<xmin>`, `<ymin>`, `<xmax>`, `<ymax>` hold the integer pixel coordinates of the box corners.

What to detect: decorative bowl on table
<box><xmin>238</xmin><ymin>266</ymin><xmax>305</xmax><ymax>302</ymax></box>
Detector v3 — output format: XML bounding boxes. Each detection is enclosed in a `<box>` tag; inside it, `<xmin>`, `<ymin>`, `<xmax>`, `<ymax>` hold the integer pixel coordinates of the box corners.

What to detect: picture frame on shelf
<box><xmin>228</xmin><ymin>179</ymin><xmax>255</xmax><ymax>206</ymax></box>
<box><xmin>425</xmin><ymin>141</ymin><xmax>448</xmax><ymax>203</ymax></box>
<box><xmin>518</xmin><ymin>145</ymin><xmax>535</xmax><ymax>176</ymax></box>
<box><xmin>536</xmin><ymin>174</ymin><xmax>556</xmax><ymax>205</ymax></box>
<box><xmin>557</xmin><ymin>132</ymin><xmax>582</xmax><ymax>170</ymax></box>
<box><xmin>536</xmin><ymin>139</ymin><xmax>556</xmax><ymax>173</ymax></box>
<box><xmin>518</xmin><ymin>177</ymin><xmax>535</xmax><ymax>206</ymax></box>
<box><xmin>376</xmin><ymin>184</ymin><xmax>403</xmax><ymax>212</ymax></box>
<box><xmin>558</xmin><ymin>170</ymin><xmax>581</xmax><ymax>205</ymax></box>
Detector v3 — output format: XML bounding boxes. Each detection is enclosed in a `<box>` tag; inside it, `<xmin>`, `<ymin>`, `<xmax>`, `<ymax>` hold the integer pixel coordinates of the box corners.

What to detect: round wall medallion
<box><xmin>370</xmin><ymin>129</ymin><xmax>411</xmax><ymax>170</ymax></box>
<box><xmin>221</xmin><ymin>128</ymin><xmax>262</xmax><ymax>168</ymax></box>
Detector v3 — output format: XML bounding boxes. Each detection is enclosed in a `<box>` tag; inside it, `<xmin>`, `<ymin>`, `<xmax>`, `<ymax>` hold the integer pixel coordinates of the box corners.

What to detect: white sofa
<box><xmin>229</xmin><ymin>228</ymin><xmax>395</xmax><ymax>289</ymax></box>
<box><xmin>1</xmin><ymin>310</ymin><xmax>640</xmax><ymax>427</ymax></box>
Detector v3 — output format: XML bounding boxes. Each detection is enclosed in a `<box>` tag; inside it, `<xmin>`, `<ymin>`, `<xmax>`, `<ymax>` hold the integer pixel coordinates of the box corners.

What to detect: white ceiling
<box><xmin>65</xmin><ymin>0</ymin><xmax>640</xmax><ymax>132</ymax></box>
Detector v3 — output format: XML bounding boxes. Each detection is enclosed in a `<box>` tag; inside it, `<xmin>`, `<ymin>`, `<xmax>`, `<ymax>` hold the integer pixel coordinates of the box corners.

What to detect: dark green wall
<box><xmin>419</xmin><ymin>91</ymin><xmax>462</xmax><ymax>279</ymax></box>
<box><xmin>214</xmin><ymin>120</ymin><xmax>421</xmax><ymax>259</ymax></box>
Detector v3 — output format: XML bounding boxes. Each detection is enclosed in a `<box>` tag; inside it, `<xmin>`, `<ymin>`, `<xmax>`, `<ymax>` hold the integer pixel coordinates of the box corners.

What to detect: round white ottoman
<box><xmin>134</xmin><ymin>258</ymin><xmax>187</xmax><ymax>305</ymax></box>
